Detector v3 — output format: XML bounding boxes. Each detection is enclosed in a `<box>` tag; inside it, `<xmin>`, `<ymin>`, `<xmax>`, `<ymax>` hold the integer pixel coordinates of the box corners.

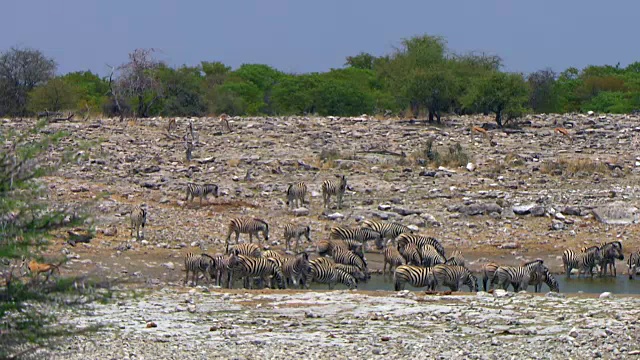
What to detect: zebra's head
<box><xmin>467</xmin><ymin>272</ymin><xmax>479</xmax><ymax>292</ymax></box>
<box><xmin>604</xmin><ymin>242</ymin><xmax>624</xmax><ymax>260</ymax></box>
<box><xmin>206</xmin><ymin>184</ymin><xmax>219</xmax><ymax>197</ymax></box>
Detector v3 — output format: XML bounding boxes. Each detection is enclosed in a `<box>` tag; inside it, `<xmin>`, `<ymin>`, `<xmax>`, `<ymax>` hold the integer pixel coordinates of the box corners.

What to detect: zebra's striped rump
<box><xmin>431</xmin><ymin>264</ymin><xmax>477</xmax><ymax>292</ymax></box>
<box><xmin>330</xmin><ymin>246</ymin><xmax>367</xmax><ymax>271</ymax></box>
<box><xmin>628</xmin><ymin>250</ymin><xmax>640</xmax><ymax>279</ymax></box>
<box><xmin>395</xmin><ymin>234</ymin><xmax>445</xmax><ymax>258</ymax></box>
<box><xmin>445</xmin><ymin>250</ymin><xmax>465</xmax><ymax>267</ymax></box>
<box><xmin>229</xmin><ymin>243</ymin><xmax>262</xmax><ymax>258</ymax></box>
<box><xmin>322</xmin><ymin>175</ymin><xmax>347</xmax><ymax>209</ymax></box>
<box><xmin>399</xmin><ymin>243</ymin><xmax>422</xmax><ymax>266</ymax></box>
<box><xmin>330</xmin><ymin>226</ymin><xmax>383</xmax><ymax>250</ymax></box>
<box><xmin>481</xmin><ymin>262</ymin><xmax>500</xmax><ymax>291</ymax></box>
<box><xmin>382</xmin><ymin>246</ymin><xmax>406</xmax><ymax>276</ymax></box>
<box><xmin>130</xmin><ymin>206</ymin><xmax>147</xmax><ymax>240</ymax></box>
<box><xmin>393</xmin><ymin>265</ymin><xmax>433</xmax><ymax>291</ymax></box>
<box><xmin>563</xmin><ymin>248</ymin><xmax>602</xmax><ymax>278</ymax></box>
<box><xmin>228</xmin><ymin>252</ymin><xmax>285</xmax><ymax>289</ymax></box>
<box><xmin>284</xmin><ymin>224</ymin><xmax>311</xmax><ymax>251</ymax></box>
<box><xmin>184</xmin><ymin>252</ymin><xmax>213</xmax><ymax>286</ymax></box>
<box><xmin>419</xmin><ymin>245</ymin><xmax>446</xmax><ymax>268</ymax></box>
<box><xmin>185</xmin><ymin>183</ymin><xmax>219</xmax><ymax>205</ymax></box>
<box><xmin>361</xmin><ymin>220</ymin><xmax>413</xmax><ymax>242</ymax></box>
<box><xmin>225</xmin><ymin>217</ymin><xmax>269</xmax><ymax>253</ymax></box>
<box><xmin>286</xmin><ymin>182</ymin><xmax>307</xmax><ymax>209</ymax></box>
<box><xmin>306</xmin><ymin>257</ymin><xmax>356</xmax><ymax>290</ymax></box>
<box><xmin>493</xmin><ymin>260</ymin><xmax>544</xmax><ymax>292</ymax></box>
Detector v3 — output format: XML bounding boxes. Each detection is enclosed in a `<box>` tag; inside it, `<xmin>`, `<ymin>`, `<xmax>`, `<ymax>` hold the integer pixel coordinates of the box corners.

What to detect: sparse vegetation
<box><xmin>411</xmin><ymin>140</ymin><xmax>471</xmax><ymax>168</ymax></box>
<box><xmin>541</xmin><ymin>158</ymin><xmax>611</xmax><ymax>176</ymax></box>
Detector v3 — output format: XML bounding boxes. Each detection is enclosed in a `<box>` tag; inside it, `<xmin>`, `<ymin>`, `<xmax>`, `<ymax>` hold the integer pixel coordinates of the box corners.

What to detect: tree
<box><xmin>60</xmin><ymin>71</ymin><xmax>110</xmax><ymax>113</ymax></box>
<box><xmin>233</xmin><ymin>64</ymin><xmax>284</xmax><ymax>114</ymax></box>
<box><xmin>111</xmin><ymin>49</ymin><xmax>163</xmax><ymax>118</ymax></box>
<box><xmin>0</xmin><ymin>47</ymin><xmax>56</xmax><ymax>116</ymax></box>
<box><xmin>464</xmin><ymin>71</ymin><xmax>530</xmax><ymax>127</ymax></box>
<box><xmin>27</xmin><ymin>78</ymin><xmax>80</xmax><ymax>113</ymax></box>
<box><xmin>0</xmin><ymin>119</ymin><xmax>106</xmax><ymax>358</ymax></box>
<box><xmin>345</xmin><ymin>52</ymin><xmax>376</xmax><ymax>70</ymax></box>
<box><xmin>155</xmin><ymin>64</ymin><xmax>207</xmax><ymax>116</ymax></box>
<box><xmin>527</xmin><ymin>68</ymin><xmax>558</xmax><ymax>113</ymax></box>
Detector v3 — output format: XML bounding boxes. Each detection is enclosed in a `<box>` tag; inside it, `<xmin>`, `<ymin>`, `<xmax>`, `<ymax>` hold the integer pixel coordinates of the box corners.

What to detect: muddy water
<box><xmin>308</xmin><ymin>274</ymin><xmax>640</xmax><ymax>294</ymax></box>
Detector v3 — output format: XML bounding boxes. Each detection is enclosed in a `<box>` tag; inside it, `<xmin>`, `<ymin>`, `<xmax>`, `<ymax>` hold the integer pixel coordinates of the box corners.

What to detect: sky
<box><xmin>2</xmin><ymin>0</ymin><xmax>639</xmax><ymax>76</ymax></box>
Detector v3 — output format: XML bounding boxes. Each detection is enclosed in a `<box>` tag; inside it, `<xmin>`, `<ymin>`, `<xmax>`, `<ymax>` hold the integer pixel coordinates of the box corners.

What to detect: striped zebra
<box><xmin>184</xmin><ymin>253</ymin><xmax>213</xmax><ymax>286</ymax></box>
<box><xmin>184</xmin><ymin>183</ymin><xmax>219</xmax><ymax>206</ymax></box>
<box><xmin>598</xmin><ymin>241</ymin><xmax>624</xmax><ymax>277</ymax></box>
<box><xmin>481</xmin><ymin>262</ymin><xmax>500</xmax><ymax>291</ymax></box>
<box><xmin>283</xmin><ymin>224</ymin><xmax>311</xmax><ymax>251</ymax></box>
<box><xmin>399</xmin><ymin>243</ymin><xmax>422</xmax><ymax>266</ymax></box>
<box><xmin>130</xmin><ymin>205</ymin><xmax>147</xmax><ymax>240</ymax></box>
<box><xmin>562</xmin><ymin>248</ymin><xmax>602</xmax><ymax>278</ymax></box>
<box><xmin>228</xmin><ymin>251</ymin><xmax>285</xmax><ymax>289</ymax></box>
<box><xmin>419</xmin><ymin>245</ymin><xmax>446</xmax><ymax>268</ymax></box>
<box><xmin>229</xmin><ymin>243</ymin><xmax>262</xmax><ymax>258</ymax></box>
<box><xmin>317</xmin><ymin>238</ymin><xmax>364</xmax><ymax>258</ymax></box>
<box><xmin>492</xmin><ymin>260</ymin><xmax>544</xmax><ymax>291</ymax></box>
<box><xmin>336</xmin><ymin>264</ymin><xmax>369</xmax><ymax>282</ymax></box>
<box><xmin>330</xmin><ymin>246</ymin><xmax>367</xmax><ymax>271</ymax></box>
<box><xmin>262</xmin><ymin>249</ymin><xmax>285</xmax><ymax>261</ymax></box>
<box><xmin>202</xmin><ymin>253</ymin><xmax>231</xmax><ymax>288</ymax></box>
<box><xmin>281</xmin><ymin>252</ymin><xmax>310</xmax><ymax>289</ymax></box>
<box><xmin>361</xmin><ymin>220</ymin><xmax>413</xmax><ymax>242</ymax></box>
<box><xmin>393</xmin><ymin>265</ymin><xmax>434</xmax><ymax>291</ymax></box>
<box><xmin>322</xmin><ymin>175</ymin><xmax>347</xmax><ymax>209</ymax></box>
<box><xmin>225</xmin><ymin>218</ymin><xmax>269</xmax><ymax>253</ymax></box>
<box><xmin>445</xmin><ymin>250</ymin><xmax>465</xmax><ymax>267</ymax></box>
<box><xmin>382</xmin><ymin>245</ymin><xmax>406</xmax><ymax>276</ymax></box>
<box><xmin>306</xmin><ymin>258</ymin><xmax>356</xmax><ymax>290</ymax></box>
<box><xmin>286</xmin><ymin>182</ymin><xmax>307</xmax><ymax>209</ymax></box>
<box><xmin>431</xmin><ymin>264</ymin><xmax>478</xmax><ymax>292</ymax></box>
<box><xmin>527</xmin><ymin>265</ymin><xmax>559</xmax><ymax>293</ymax></box>
<box><xmin>627</xmin><ymin>250</ymin><xmax>640</xmax><ymax>279</ymax></box>
<box><xmin>395</xmin><ymin>234</ymin><xmax>445</xmax><ymax>258</ymax></box>
<box><xmin>330</xmin><ymin>226</ymin><xmax>383</xmax><ymax>251</ymax></box>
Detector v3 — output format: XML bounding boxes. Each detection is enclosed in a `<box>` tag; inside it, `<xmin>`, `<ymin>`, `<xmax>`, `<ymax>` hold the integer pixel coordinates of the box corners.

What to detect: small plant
<box><xmin>318</xmin><ymin>148</ymin><xmax>341</xmax><ymax>162</ymax></box>
<box><xmin>411</xmin><ymin>140</ymin><xmax>471</xmax><ymax>168</ymax></box>
<box><xmin>541</xmin><ymin>158</ymin><xmax>610</xmax><ymax>177</ymax></box>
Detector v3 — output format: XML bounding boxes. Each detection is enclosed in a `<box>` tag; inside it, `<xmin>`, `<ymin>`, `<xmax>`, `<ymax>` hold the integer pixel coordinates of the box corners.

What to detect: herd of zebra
<box><xmin>128</xmin><ymin>179</ymin><xmax>640</xmax><ymax>293</ymax></box>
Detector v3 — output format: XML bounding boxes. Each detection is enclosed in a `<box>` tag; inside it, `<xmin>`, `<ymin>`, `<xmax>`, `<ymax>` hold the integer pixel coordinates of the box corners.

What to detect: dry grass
<box><xmin>227</xmin><ymin>158</ymin><xmax>241</xmax><ymax>167</ymax></box>
<box><xmin>541</xmin><ymin>158</ymin><xmax>610</xmax><ymax>176</ymax></box>
<box><xmin>410</xmin><ymin>139</ymin><xmax>472</xmax><ymax>168</ymax></box>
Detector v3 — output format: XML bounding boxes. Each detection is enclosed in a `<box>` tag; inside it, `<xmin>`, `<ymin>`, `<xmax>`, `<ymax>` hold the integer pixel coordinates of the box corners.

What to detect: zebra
<box><xmin>627</xmin><ymin>250</ymin><xmax>640</xmax><ymax>279</ymax></box>
<box><xmin>202</xmin><ymin>253</ymin><xmax>231</xmax><ymax>287</ymax></box>
<box><xmin>184</xmin><ymin>183</ymin><xmax>218</xmax><ymax>206</ymax></box>
<box><xmin>492</xmin><ymin>260</ymin><xmax>544</xmax><ymax>292</ymax></box>
<box><xmin>227</xmin><ymin>250</ymin><xmax>285</xmax><ymax>289</ymax></box>
<box><xmin>184</xmin><ymin>253</ymin><xmax>213</xmax><ymax>286</ymax></box>
<box><xmin>563</xmin><ymin>248</ymin><xmax>602</xmax><ymax>278</ymax></box>
<box><xmin>598</xmin><ymin>241</ymin><xmax>624</xmax><ymax>277</ymax></box>
<box><xmin>419</xmin><ymin>245</ymin><xmax>446</xmax><ymax>268</ymax></box>
<box><xmin>361</xmin><ymin>220</ymin><xmax>413</xmax><ymax>242</ymax></box>
<box><xmin>527</xmin><ymin>264</ymin><xmax>559</xmax><ymax>293</ymax></box>
<box><xmin>306</xmin><ymin>258</ymin><xmax>356</xmax><ymax>290</ymax></box>
<box><xmin>335</xmin><ymin>263</ymin><xmax>369</xmax><ymax>282</ymax></box>
<box><xmin>228</xmin><ymin>243</ymin><xmax>262</xmax><ymax>258</ymax></box>
<box><xmin>330</xmin><ymin>246</ymin><xmax>367</xmax><ymax>271</ymax></box>
<box><xmin>286</xmin><ymin>182</ymin><xmax>307</xmax><ymax>209</ymax></box>
<box><xmin>130</xmin><ymin>205</ymin><xmax>147</xmax><ymax>240</ymax></box>
<box><xmin>430</xmin><ymin>264</ymin><xmax>478</xmax><ymax>292</ymax></box>
<box><xmin>399</xmin><ymin>243</ymin><xmax>422</xmax><ymax>266</ymax></box>
<box><xmin>393</xmin><ymin>265</ymin><xmax>434</xmax><ymax>291</ymax></box>
<box><xmin>330</xmin><ymin>226</ymin><xmax>383</xmax><ymax>251</ymax></box>
<box><xmin>382</xmin><ymin>245</ymin><xmax>406</xmax><ymax>276</ymax></box>
<box><xmin>281</xmin><ymin>252</ymin><xmax>310</xmax><ymax>289</ymax></box>
<box><xmin>225</xmin><ymin>218</ymin><xmax>269</xmax><ymax>253</ymax></box>
<box><xmin>283</xmin><ymin>224</ymin><xmax>311</xmax><ymax>251</ymax></box>
<box><xmin>445</xmin><ymin>250</ymin><xmax>465</xmax><ymax>267</ymax></box>
<box><xmin>262</xmin><ymin>249</ymin><xmax>285</xmax><ymax>262</ymax></box>
<box><xmin>395</xmin><ymin>234</ymin><xmax>445</xmax><ymax>258</ymax></box>
<box><xmin>322</xmin><ymin>175</ymin><xmax>347</xmax><ymax>209</ymax></box>
<box><xmin>481</xmin><ymin>262</ymin><xmax>500</xmax><ymax>291</ymax></box>
<box><xmin>317</xmin><ymin>239</ymin><xmax>364</xmax><ymax>258</ymax></box>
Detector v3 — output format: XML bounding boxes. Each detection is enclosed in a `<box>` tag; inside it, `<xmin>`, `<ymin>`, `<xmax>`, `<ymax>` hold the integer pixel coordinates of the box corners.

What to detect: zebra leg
<box><xmin>337</xmin><ymin>193</ymin><xmax>343</xmax><ymax>209</ymax></box>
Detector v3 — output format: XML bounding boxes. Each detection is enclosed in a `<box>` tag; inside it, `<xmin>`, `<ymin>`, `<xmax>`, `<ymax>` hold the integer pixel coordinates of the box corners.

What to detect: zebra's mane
<box><xmin>253</xmin><ymin>218</ymin><xmax>268</xmax><ymax>227</ymax></box>
<box><xmin>523</xmin><ymin>259</ymin><xmax>544</xmax><ymax>266</ymax></box>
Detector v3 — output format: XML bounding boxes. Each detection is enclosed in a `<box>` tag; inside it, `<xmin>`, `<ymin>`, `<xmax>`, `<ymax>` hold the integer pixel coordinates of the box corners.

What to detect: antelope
<box><xmin>166</xmin><ymin>118</ymin><xmax>177</xmax><ymax>133</ymax></box>
<box><xmin>25</xmin><ymin>258</ymin><xmax>64</xmax><ymax>282</ymax></box>
<box><xmin>554</xmin><ymin>127</ymin><xmax>573</xmax><ymax>143</ymax></box>
<box><xmin>472</xmin><ymin>126</ymin><xmax>496</xmax><ymax>146</ymax></box>
<box><xmin>220</xmin><ymin>113</ymin><xmax>232</xmax><ymax>132</ymax></box>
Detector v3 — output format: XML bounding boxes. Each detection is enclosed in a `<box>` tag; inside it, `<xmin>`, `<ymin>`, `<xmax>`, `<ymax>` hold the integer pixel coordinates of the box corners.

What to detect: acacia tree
<box><xmin>111</xmin><ymin>48</ymin><xmax>163</xmax><ymax>118</ymax></box>
<box><xmin>0</xmin><ymin>47</ymin><xmax>56</xmax><ymax>116</ymax></box>
<box><xmin>527</xmin><ymin>68</ymin><xmax>558</xmax><ymax>113</ymax></box>
<box><xmin>464</xmin><ymin>71</ymin><xmax>529</xmax><ymax>127</ymax></box>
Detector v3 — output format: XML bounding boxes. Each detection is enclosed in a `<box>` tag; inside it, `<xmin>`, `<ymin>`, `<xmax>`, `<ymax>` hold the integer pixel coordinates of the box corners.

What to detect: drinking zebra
<box><xmin>330</xmin><ymin>246</ymin><xmax>367</xmax><ymax>271</ymax></box>
<box><xmin>317</xmin><ymin>238</ymin><xmax>364</xmax><ymax>258</ymax></box>
<box><xmin>628</xmin><ymin>250</ymin><xmax>640</xmax><ymax>279</ymax></box>
<box><xmin>382</xmin><ymin>245</ymin><xmax>406</xmax><ymax>276</ymax></box>
<box><xmin>562</xmin><ymin>248</ymin><xmax>602</xmax><ymax>278</ymax></box>
<box><xmin>322</xmin><ymin>175</ymin><xmax>347</xmax><ymax>209</ymax></box>
<box><xmin>419</xmin><ymin>245</ymin><xmax>447</xmax><ymax>268</ymax></box>
<box><xmin>527</xmin><ymin>264</ymin><xmax>559</xmax><ymax>293</ymax></box>
<box><xmin>184</xmin><ymin>253</ymin><xmax>213</xmax><ymax>286</ymax></box>
<box><xmin>306</xmin><ymin>257</ymin><xmax>356</xmax><ymax>290</ymax></box>
<box><xmin>335</xmin><ymin>264</ymin><xmax>369</xmax><ymax>282</ymax></box>
<box><xmin>399</xmin><ymin>243</ymin><xmax>422</xmax><ymax>266</ymax></box>
<box><xmin>395</xmin><ymin>234</ymin><xmax>445</xmax><ymax>258</ymax></box>
<box><xmin>492</xmin><ymin>260</ymin><xmax>544</xmax><ymax>291</ymax></box>
<box><xmin>228</xmin><ymin>250</ymin><xmax>285</xmax><ymax>289</ymax></box>
<box><xmin>130</xmin><ymin>205</ymin><xmax>147</xmax><ymax>240</ymax></box>
<box><xmin>430</xmin><ymin>264</ymin><xmax>478</xmax><ymax>292</ymax></box>
<box><xmin>202</xmin><ymin>253</ymin><xmax>232</xmax><ymax>288</ymax></box>
<box><xmin>361</xmin><ymin>220</ymin><xmax>413</xmax><ymax>242</ymax></box>
<box><xmin>330</xmin><ymin>226</ymin><xmax>383</xmax><ymax>251</ymax></box>
<box><xmin>445</xmin><ymin>250</ymin><xmax>465</xmax><ymax>267</ymax></box>
<box><xmin>225</xmin><ymin>218</ymin><xmax>269</xmax><ymax>253</ymax></box>
<box><xmin>286</xmin><ymin>182</ymin><xmax>307</xmax><ymax>209</ymax></box>
<box><xmin>184</xmin><ymin>183</ymin><xmax>219</xmax><ymax>206</ymax></box>
<box><xmin>481</xmin><ymin>262</ymin><xmax>500</xmax><ymax>291</ymax></box>
<box><xmin>393</xmin><ymin>265</ymin><xmax>434</xmax><ymax>291</ymax></box>
<box><xmin>283</xmin><ymin>224</ymin><xmax>311</xmax><ymax>251</ymax></box>
<box><xmin>281</xmin><ymin>252</ymin><xmax>311</xmax><ymax>289</ymax></box>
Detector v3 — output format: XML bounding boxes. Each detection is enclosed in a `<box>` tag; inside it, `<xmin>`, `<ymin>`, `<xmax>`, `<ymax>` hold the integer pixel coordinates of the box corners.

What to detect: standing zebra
<box><xmin>598</xmin><ymin>241</ymin><xmax>624</xmax><ymax>277</ymax></box>
<box><xmin>628</xmin><ymin>249</ymin><xmax>640</xmax><ymax>279</ymax></box>
<box><xmin>228</xmin><ymin>251</ymin><xmax>285</xmax><ymax>289</ymax></box>
<box><xmin>419</xmin><ymin>245</ymin><xmax>447</xmax><ymax>268</ymax></box>
<box><xmin>527</xmin><ymin>264</ymin><xmax>559</xmax><ymax>293</ymax></box>
<box><xmin>431</xmin><ymin>264</ymin><xmax>478</xmax><ymax>292</ymax></box>
<box><xmin>306</xmin><ymin>258</ymin><xmax>356</xmax><ymax>290</ymax></box>
<box><xmin>492</xmin><ymin>260</ymin><xmax>544</xmax><ymax>292</ymax></box>
<box><xmin>286</xmin><ymin>182</ymin><xmax>307</xmax><ymax>209</ymax></box>
<box><xmin>382</xmin><ymin>245</ymin><xmax>406</xmax><ymax>276</ymax></box>
<box><xmin>203</xmin><ymin>253</ymin><xmax>231</xmax><ymax>287</ymax></box>
<box><xmin>130</xmin><ymin>205</ymin><xmax>147</xmax><ymax>240</ymax></box>
<box><xmin>225</xmin><ymin>218</ymin><xmax>269</xmax><ymax>253</ymax></box>
<box><xmin>562</xmin><ymin>248</ymin><xmax>602</xmax><ymax>278</ymax></box>
<box><xmin>184</xmin><ymin>253</ymin><xmax>213</xmax><ymax>286</ymax></box>
<box><xmin>394</xmin><ymin>265</ymin><xmax>434</xmax><ymax>291</ymax></box>
<box><xmin>283</xmin><ymin>224</ymin><xmax>311</xmax><ymax>251</ymax></box>
<box><xmin>445</xmin><ymin>250</ymin><xmax>465</xmax><ymax>267</ymax></box>
<box><xmin>481</xmin><ymin>262</ymin><xmax>500</xmax><ymax>291</ymax></box>
<box><xmin>395</xmin><ymin>234</ymin><xmax>445</xmax><ymax>258</ymax></box>
<box><xmin>281</xmin><ymin>252</ymin><xmax>310</xmax><ymax>289</ymax></box>
<box><xmin>361</xmin><ymin>220</ymin><xmax>413</xmax><ymax>242</ymax></box>
<box><xmin>330</xmin><ymin>246</ymin><xmax>367</xmax><ymax>271</ymax></box>
<box><xmin>330</xmin><ymin>226</ymin><xmax>383</xmax><ymax>251</ymax></box>
<box><xmin>399</xmin><ymin>243</ymin><xmax>422</xmax><ymax>266</ymax></box>
<box><xmin>322</xmin><ymin>175</ymin><xmax>347</xmax><ymax>209</ymax></box>
<box><xmin>228</xmin><ymin>243</ymin><xmax>262</xmax><ymax>258</ymax></box>
<box><xmin>335</xmin><ymin>264</ymin><xmax>369</xmax><ymax>282</ymax></box>
<box><xmin>184</xmin><ymin>183</ymin><xmax>219</xmax><ymax>206</ymax></box>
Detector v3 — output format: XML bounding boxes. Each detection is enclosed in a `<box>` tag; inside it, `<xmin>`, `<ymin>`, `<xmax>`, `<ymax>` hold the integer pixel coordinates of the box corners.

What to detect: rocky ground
<box><xmin>4</xmin><ymin>113</ymin><xmax>640</xmax><ymax>358</ymax></box>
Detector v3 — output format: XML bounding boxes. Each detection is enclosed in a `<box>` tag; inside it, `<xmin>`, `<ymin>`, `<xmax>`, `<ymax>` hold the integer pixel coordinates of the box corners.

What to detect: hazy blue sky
<box><xmin>2</xmin><ymin>0</ymin><xmax>638</xmax><ymax>76</ymax></box>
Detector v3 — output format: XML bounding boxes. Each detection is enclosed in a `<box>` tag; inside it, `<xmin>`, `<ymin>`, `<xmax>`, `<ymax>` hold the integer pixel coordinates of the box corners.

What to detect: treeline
<box><xmin>1</xmin><ymin>34</ymin><xmax>639</xmax><ymax>126</ymax></box>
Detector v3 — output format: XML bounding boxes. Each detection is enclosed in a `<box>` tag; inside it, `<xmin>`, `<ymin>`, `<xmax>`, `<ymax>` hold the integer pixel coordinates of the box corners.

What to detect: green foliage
<box><xmin>345</xmin><ymin>52</ymin><xmax>376</xmax><ymax>70</ymax></box>
<box><xmin>527</xmin><ymin>68</ymin><xmax>558</xmax><ymax>113</ymax></box>
<box><xmin>155</xmin><ymin>65</ymin><xmax>207</xmax><ymax>116</ymax></box>
<box><xmin>27</xmin><ymin>78</ymin><xmax>79</xmax><ymax>113</ymax></box>
<box><xmin>60</xmin><ymin>71</ymin><xmax>110</xmax><ymax>112</ymax></box>
<box><xmin>464</xmin><ymin>71</ymin><xmax>529</xmax><ymax>126</ymax></box>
